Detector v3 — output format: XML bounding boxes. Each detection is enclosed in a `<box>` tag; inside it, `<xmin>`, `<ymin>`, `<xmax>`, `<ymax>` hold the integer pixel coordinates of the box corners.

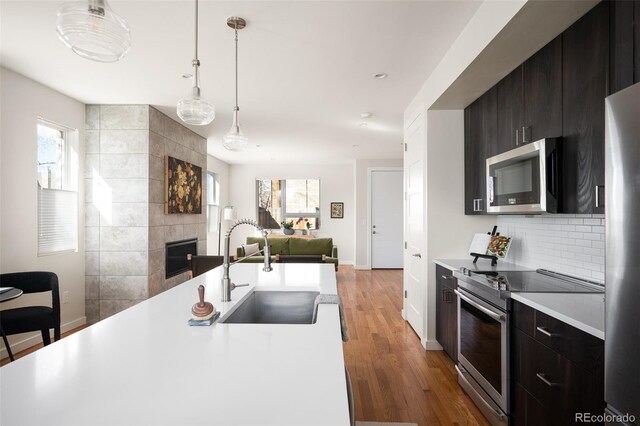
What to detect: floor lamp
<box><xmin>218</xmin><ymin>205</ymin><xmax>236</xmax><ymax>255</ymax></box>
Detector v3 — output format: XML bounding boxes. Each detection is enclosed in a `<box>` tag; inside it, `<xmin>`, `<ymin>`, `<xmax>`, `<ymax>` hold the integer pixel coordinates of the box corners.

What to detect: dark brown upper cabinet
<box><xmin>562</xmin><ymin>1</ymin><xmax>609</xmax><ymax>214</ymax></box>
<box><xmin>523</xmin><ymin>36</ymin><xmax>563</xmax><ymax>143</ymax></box>
<box><xmin>464</xmin><ymin>86</ymin><xmax>496</xmax><ymax>215</ymax></box>
<box><xmin>610</xmin><ymin>0</ymin><xmax>635</xmax><ymax>93</ymax></box>
<box><xmin>636</xmin><ymin>0</ymin><xmax>640</xmax><ymax>83</ymax></box>
<box><xmin>496</xmin><ymin>36</ymin><xmax>562</xmax><ymax>154</ymax></box>
<box><xmin>497</xmin><ymin>66</ymin><xmax>523</xmax><ymax>154</ymax></box>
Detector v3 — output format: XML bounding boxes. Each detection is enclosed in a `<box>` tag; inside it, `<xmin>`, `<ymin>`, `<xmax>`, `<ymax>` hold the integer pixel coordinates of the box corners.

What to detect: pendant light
<box><xmin>223</xmin><ymin>17</ymin><xmax>248</xmax><ymax>151</ymax></box>
<box><xmin>177</xmin><ymin>0</ymin><xmax>215</xmax><ymax>126</ymax></box>
<box><xmin>55</xmin><ymin>0</ymin><xmax>131</xmax><ymax>63</ymax></box>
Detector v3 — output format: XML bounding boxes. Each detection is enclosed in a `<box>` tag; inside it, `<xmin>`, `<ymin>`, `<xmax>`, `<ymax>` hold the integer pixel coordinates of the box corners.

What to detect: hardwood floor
<box><xmin>338</xmin><ymin>266</ymin><xmax>489</xmax><ymax>426</ymax></box>
<box><xmin>0</xmin><ymin>325</ymin><xmax>86</xmax><ymax>367</ymax></box>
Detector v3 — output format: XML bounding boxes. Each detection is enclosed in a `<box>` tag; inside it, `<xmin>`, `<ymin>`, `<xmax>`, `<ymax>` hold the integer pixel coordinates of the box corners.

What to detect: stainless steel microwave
<box><xmin>486</xmin><ymin>138</ymin><xmax>561</xmax><ymax>214</ymax></box>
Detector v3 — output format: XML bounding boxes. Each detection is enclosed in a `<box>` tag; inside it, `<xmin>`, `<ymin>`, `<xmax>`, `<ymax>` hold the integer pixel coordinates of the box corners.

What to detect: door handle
<box><xmin>412</xmin><ymin>253</ymin><xmax>421</xmax><ymax>258</ymax></box>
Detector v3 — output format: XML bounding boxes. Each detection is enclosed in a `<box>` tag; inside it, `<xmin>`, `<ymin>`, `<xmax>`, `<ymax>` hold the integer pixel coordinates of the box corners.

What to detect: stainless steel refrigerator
<box><xmin>605</xmin><ymin>82</ymin><xmax>640</xmax><ymax>426</ymax></box>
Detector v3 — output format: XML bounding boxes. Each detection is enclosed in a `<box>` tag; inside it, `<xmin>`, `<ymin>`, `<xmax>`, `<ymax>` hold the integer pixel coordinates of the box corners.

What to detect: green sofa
<box><xmin>236</xmin><ymin>237</ymin><xmax>339</xmax><ymax>271</ymax></box>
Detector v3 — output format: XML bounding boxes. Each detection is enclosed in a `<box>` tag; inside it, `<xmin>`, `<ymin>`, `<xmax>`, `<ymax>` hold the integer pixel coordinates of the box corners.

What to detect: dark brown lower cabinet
<box><xmin>513</xmin><ymin>382</ymin><xmax>549</xmax><ymax>426</ymax></box>
<box><xmin>511</xmin><ymin>301</ymin><xmax>605</xmax><ymax>425</ymax></box>
<box><xmin>435</xmin><ymin>265</ymin><xmax>457</xmax><ymax>362</ymax></box>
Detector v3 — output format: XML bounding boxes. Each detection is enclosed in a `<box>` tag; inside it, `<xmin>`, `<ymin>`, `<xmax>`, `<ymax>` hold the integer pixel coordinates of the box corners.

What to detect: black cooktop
<box><xmin>464</xmin><ymin>269</ymin><xmax>605</xmax><ymax>294</ymax></box>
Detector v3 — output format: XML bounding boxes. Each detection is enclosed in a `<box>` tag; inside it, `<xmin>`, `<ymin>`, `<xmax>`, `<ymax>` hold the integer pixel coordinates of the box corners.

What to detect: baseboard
<box><xmin>422</xmin><ymin>338</ymin><xmax>443</xmax><ymax>351</ymax></box>
<box><xmin>401</xmin><ymin>309</ymin><xmax>406</xmax><ymax>320</ymax></box>
<box><xmin>0</xmin><ymin>316</ymin><xmax>87</xmax><ymax>360</ymax></box>
<box><xmin>353</xmin><ymin>265</ymin><xmax>371</xmax><ymax>270</ymax></box>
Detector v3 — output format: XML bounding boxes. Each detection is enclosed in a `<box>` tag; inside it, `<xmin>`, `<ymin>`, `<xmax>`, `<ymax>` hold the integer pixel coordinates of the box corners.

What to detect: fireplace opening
<box><xmin>166</xmin><ymin>238</ymin><xmax>197</xmax><ymax>279</ymax></box>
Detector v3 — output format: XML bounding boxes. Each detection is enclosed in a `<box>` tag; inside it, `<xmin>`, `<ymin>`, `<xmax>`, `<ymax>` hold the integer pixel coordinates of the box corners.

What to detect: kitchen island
<box><xmin>0</xmin><ymin>264</ymin><xmax>350</xmax><ymax>426</ymax></box>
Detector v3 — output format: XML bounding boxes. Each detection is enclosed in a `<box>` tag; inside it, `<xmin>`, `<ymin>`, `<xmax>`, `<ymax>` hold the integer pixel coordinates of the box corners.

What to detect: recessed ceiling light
<box><xmin>352</xmin><ymin>144</ymin><xmax>359</xmax><ymax>147</ymax></box>
<box><xmin>256</xmin><ymin>144</ymin><xmax>262</xmax><ymax>148</ymax></box>
<box><xmin>359</xmin><ymin>122</ymin><xmax>369</xmax><ymax>128</ymax></box>
<box><xmin>373</xmin><ymin>73</ymin><xmax>388</xmax><ymax>79</ymax></box>
<box><xmin>360</xmin><ymin>112</ymin><xmax>372</xmax><ymax>119</ymax></box>
<box><xmin>181</xmin><ymin>73</ymin><xmax>193</xmax><ymax>79</ymax></box>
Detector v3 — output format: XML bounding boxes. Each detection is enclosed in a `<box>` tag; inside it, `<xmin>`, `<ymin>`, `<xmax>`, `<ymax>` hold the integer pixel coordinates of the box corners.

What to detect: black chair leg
<box><xmin>41</xmin><ymin>329</ymin><xmax>51</xmax><ymax>346</ymax></box>
<box><xmin>54</xmin><ymin>326</ymin><xmax>60</xmax><ymax>342</ymax></box>
<box><xmin>1</xmin><ymin>325</ymin><xmax>14</xmax><ymax>362</ymax></box>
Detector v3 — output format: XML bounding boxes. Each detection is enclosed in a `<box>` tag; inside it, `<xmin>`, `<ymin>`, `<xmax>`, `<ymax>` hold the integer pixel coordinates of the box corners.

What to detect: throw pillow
<box><xmin>242</xmin><ymin>243</ymin><xmax>260</xmax><ymax>256</ymax></box>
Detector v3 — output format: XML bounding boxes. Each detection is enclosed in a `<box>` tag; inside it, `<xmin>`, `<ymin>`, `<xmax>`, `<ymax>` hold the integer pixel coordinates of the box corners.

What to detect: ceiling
<box><xmin>1</xmin><ymin>0</ymin><xmax>482</xmax><ymax>165</ymax></box>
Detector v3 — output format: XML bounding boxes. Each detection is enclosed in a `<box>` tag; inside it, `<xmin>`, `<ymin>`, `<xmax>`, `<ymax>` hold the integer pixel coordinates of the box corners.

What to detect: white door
<box><xmin>404</xmin><ymin>113</ymin><xmax>424</xmax><ymax>338</ymax></box>
<box><xmin>371</xmin><ymin>170</ymin><xmax>403</xmax><ymax>268</ymax></box>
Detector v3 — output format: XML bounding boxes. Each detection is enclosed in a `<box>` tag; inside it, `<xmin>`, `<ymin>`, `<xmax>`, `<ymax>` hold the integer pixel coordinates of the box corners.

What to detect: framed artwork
<box><xmin>165</xmin><ymin>156</ymin><xmax>202</xmax><ymax>214</ymax></box>
<box><xmin>330</xmin><ymin>202</ymin><xmax>344</xmax><ymax>219</ymax></box>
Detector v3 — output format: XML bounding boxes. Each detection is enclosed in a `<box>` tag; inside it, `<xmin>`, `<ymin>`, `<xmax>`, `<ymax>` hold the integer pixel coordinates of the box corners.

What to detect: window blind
<box><xmin>37</xmin><ymin>185</ymin><xmax>78</xmax><ymax>255</ymax></box>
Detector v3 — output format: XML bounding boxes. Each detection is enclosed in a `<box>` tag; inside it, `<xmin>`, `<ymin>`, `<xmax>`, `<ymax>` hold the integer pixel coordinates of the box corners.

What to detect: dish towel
<box><xmin>312</xmin><ymin>294</ymin><xmax>348</xmax><ymax>342</ymax></box>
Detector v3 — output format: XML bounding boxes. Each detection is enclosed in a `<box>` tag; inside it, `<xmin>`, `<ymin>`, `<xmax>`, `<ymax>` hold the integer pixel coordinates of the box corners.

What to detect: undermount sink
<box><xmin>221</xmin><ymin>290</ymin><xmax>320</xmax><ymax>324</ymax></box>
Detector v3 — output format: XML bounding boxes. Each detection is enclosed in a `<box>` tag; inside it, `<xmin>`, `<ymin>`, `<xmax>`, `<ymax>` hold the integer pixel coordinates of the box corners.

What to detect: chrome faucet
<box><xmin>221</xmin><ymin>218</ymin><xmax>272</xmax><ymax>302</ymax></box>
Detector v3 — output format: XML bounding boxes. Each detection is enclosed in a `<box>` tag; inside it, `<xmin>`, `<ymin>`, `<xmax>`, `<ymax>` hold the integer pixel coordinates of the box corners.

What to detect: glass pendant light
<box><xmin>56</xmin><ymin>0</ymin><xmax>131</xmax><ymax>63</ymax></box>
<box><xmin>223</xmin><ymin>17</ymin><xmax>248</xmax><ymax>151</ymax></box>
<box><xmin>177</xmin><ymin>0</ymin><xmax>215</xmax><ymax>126</ymax></box>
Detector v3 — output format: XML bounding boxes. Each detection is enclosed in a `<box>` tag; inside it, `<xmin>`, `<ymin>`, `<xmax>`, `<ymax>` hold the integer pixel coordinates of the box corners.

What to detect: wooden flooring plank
<box><xmin>338</xmin><ymin>266</ymin><xmax>489</xmax><ymax>426</ymax></box>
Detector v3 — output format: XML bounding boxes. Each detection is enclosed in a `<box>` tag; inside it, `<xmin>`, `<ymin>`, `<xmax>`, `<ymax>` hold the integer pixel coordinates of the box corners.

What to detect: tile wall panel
<box><xmin>496</xmin><ymin>214</ymin><xmax>605</xmax><ymax>283</ymax></box>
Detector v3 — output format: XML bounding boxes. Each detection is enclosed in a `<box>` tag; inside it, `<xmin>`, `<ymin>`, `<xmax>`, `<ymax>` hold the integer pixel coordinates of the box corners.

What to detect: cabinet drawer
<box><xmin>534</xmin><ymin>310</ymin><xmax>604</xmax><ymax>376</ymax></box>
<box><xmin>436</xmin><ymin>264</ymin><xmax>457</xmax><ymax>289</ymax></box>
<box><xmin>512</xmin><ymin>300</ymin><xmax>604</xmax><ymax>376</ymax></box>
<box><xmin>513</xmin><ymin>330</ymin><xmax>605</xmax><ymax>425</ymax></box>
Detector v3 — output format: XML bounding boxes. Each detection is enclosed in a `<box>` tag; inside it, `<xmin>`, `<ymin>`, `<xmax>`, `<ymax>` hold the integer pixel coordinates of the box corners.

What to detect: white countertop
<box><xmin>434</xmin><ymin>258</ymin><xmax>534</xmax><ymax>273</ymax></box>
<box><xmin>511</xmin><ymin>292</ymin><xmax>605</xmax><ymax>340</ymax></box>
<box><xmin>0</xmin><ymin>264</ymin><xmax>350</xmax><ymax>426</ymax></box>
<box><xmin>434</xmin><ymin>258</ymin><xmax>604</xmax><ymax>340</ymax></box>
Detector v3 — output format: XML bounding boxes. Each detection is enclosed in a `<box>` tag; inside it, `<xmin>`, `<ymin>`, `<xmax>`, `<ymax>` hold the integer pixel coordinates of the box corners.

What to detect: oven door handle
<box><xmin>454</xmin><ymin>289</ymin><xmax>505</xmax><ymax>322</ymax></box>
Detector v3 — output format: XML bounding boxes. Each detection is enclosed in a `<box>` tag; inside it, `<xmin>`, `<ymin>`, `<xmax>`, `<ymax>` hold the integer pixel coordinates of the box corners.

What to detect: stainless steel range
<box><xmin>452</xmin><ymin>268</ymin><xmax>604</xmax><ymax>426</ymax></box>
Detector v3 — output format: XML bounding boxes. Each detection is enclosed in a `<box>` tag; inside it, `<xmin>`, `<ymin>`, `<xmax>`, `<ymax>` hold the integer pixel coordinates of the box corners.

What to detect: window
<box><xmin>207</xmin><ymin>171</ymin><xmax>220</xmax><ymax>232</ymax></box>
<box><xmin>37</xmin><ymin>119</ymin><xmax>79</xmax><ymax>255</ymax></box>
<box><xmin>256</xmin><ymin>179</ymin><xmax>320</xmax><ymax>229</ymax></box>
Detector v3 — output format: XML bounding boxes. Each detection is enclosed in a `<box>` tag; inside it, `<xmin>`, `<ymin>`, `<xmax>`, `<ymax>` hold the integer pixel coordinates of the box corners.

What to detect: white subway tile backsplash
<box><xmin>497</xmin><ymin>214</ymin><xmax>606</xmax><ymax>284</ymax></box>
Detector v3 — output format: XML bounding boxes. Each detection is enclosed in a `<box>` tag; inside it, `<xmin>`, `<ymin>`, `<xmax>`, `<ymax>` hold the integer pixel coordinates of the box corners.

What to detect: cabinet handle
<box><xmin>536</xmin><ymin>326</ymin><xmax>559</xmax><ymax>338</ymax></box>
<box><xmin>441</xmin><ymin>275</ymin><xmax>453</xmax><ymax>280</ymax></box>
<box><xmin>522</xmin><ymin>126</ymin><xmax>531</xmax><ymax>144</ymax></box>
<box><xmin>515</xmin><ymin>128</ymin><xmax>520</xmax><ymax>146</ymax></box>
<box><xmin>536</xmin><ymin>373</ymin><xmax>560</xmax><ymax>387</ymax></box>
<box><xmin>595</xmin><ymin>185</ymin><xmax>604</xmax><ymax>208</ymax></box>
<box><xmin>473</xmin><ymin>199</ymin><xmax>483</xmax><ymax>212</ymax></box>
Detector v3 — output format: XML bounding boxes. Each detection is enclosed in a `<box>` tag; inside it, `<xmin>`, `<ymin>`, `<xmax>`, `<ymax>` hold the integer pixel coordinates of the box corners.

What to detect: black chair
<box><xmin>0</xmin><ymin>272</ymin><xmax>61</xmax><ymax>354</ymax></box>
<box><xmin>187</xmin><ymin>255</ymin><xmax>224</xmax><ymax>279</ymax></box>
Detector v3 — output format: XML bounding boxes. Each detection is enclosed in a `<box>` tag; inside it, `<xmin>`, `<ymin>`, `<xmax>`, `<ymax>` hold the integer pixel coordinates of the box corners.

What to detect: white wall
<box><xmin>404</xmin><ymin>0</ymin><xmax>527</xmax><ymax>115</ymax></box>
<box><xmin>228</xmin><ymin>163</ymin><xmax>355</xmax><ymax>264</ymax></box>
<box><xmin>421</xmin><ymin>110</ymin><xmax>495</xmax><ymax>348</ymax></box>
<box><xmin>354</xmin><ymin>159</ymin><xmax>403</xmax><ymax>269</ymax></box>
<box><xmin>0</xmin><ymin>68</ymin><xmax>86</xmax><ymax>358</ymax></box>
<box><xmin>206</xmin><ymin>154</ymin><xmax>231</xmax><ymax>256</ymax></box>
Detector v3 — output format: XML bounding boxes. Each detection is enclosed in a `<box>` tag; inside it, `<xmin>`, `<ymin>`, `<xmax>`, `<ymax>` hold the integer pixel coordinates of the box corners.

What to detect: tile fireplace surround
<box><xmin>84</xmin><ymin>105</ymin><xmax>207</xmax><ymax>324</ymax></box>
